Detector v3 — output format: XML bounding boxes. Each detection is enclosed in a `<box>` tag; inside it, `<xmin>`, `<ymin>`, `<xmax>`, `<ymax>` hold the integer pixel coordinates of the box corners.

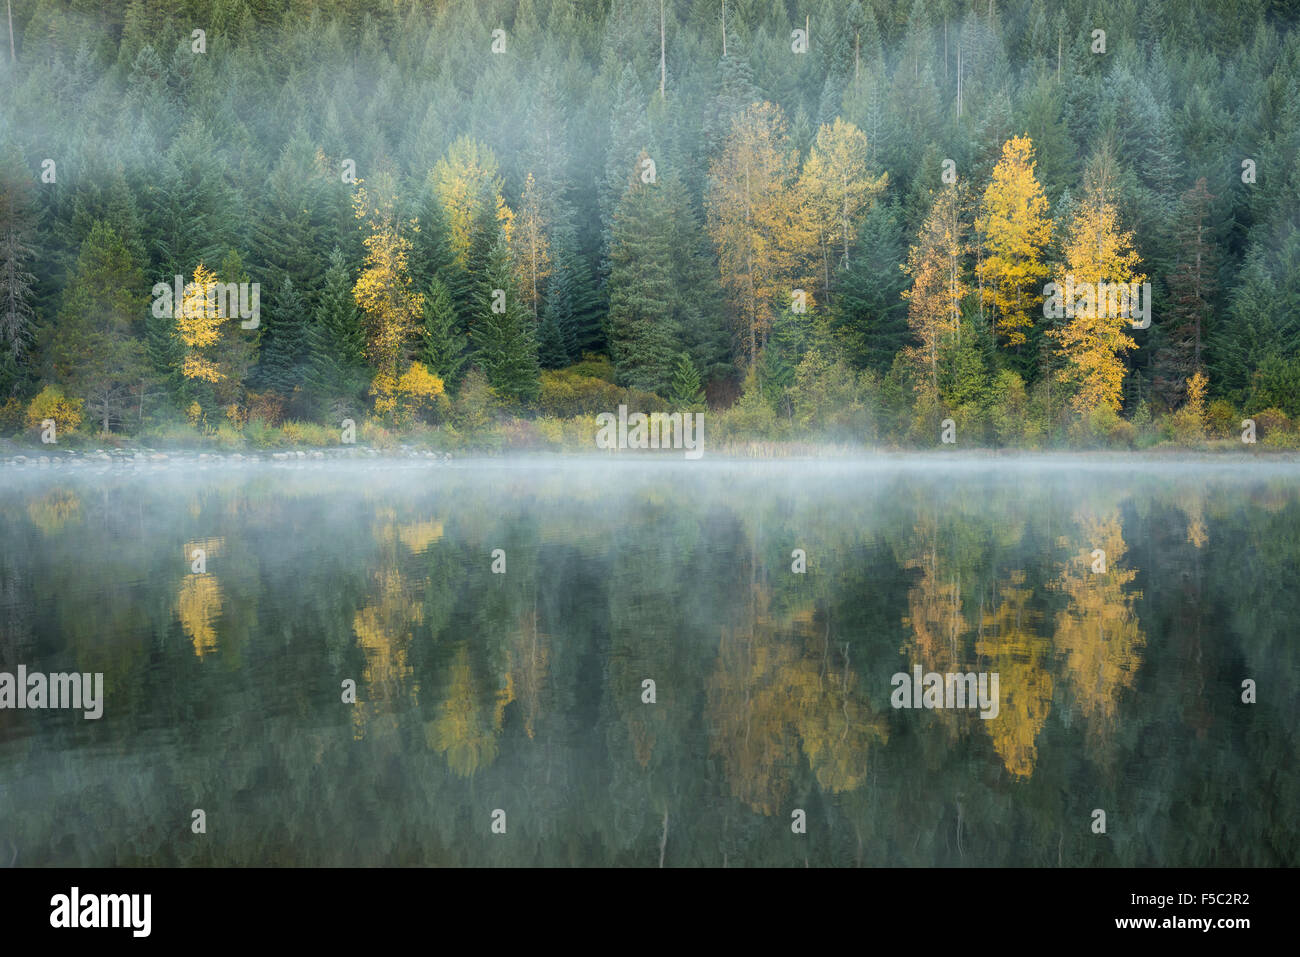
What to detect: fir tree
<box><xmin>472</xmin><ymin>229</ymin><xmax>540</xmax><ymax>405</ymax></box>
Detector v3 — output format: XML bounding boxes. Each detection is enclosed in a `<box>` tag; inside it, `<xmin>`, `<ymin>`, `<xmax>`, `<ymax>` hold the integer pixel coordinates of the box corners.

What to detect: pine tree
<box><xmin>306</xmin><ymin>245</ymin><xmax>366</xmax><ymax>419</ymax></box>
<box><xmin>256</xmin><ymin>274</ymin><xmax>308</xmax><ymax>402</ymax></box>
<box><xmin>0</xmin><ymin>171</ymin><xmax>37</xmax><ymax>365</ymax></box>
<box><xmin>537</xmin><ymin>303</ymin><xmax>569</xmax><ymax>370</ymax></box>
<box><xmin>547</xmin><ymin>229</ymin><xmax>604</xmax><ymax>358</ymax></box>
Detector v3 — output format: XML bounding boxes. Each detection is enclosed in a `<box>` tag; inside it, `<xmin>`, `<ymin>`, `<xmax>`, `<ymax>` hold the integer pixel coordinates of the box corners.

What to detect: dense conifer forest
<box><xmin>1</xmin><ymin>0</ymin><xmax>1298</xmax><ymax>450</ymax></box>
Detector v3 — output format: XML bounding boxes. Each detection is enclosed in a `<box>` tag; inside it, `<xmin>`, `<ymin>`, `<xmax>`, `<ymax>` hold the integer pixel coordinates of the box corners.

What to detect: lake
<box><xmin>1</xmin><ymin>454</ymin><xmax>1296</xmax><ymax>866</ymax></box>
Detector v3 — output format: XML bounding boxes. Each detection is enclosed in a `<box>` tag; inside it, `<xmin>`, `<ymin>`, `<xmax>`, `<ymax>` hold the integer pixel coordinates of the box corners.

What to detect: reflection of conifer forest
<box><xmin>2</xmin><ymin>463</ymin><xmax>1295</xmax><ymax>865</ymax></box>
<box><xmin>2</xmin><ymin>1</ymin><xmax>1300</xmax><ymax>449</ymax></box>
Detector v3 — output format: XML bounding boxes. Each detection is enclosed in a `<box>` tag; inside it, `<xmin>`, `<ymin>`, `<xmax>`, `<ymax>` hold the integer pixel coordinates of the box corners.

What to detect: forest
<box><xmin>1</xmin><ymin>0</ymin><xmax>1299</xmax><ymax>451</ymax></box>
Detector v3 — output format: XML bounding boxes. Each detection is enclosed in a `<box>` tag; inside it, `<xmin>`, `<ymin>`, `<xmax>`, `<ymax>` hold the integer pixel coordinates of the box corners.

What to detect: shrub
<box><xmin>567</xmin><ymin>354</ymin><xmax>617</xmax><ymax>382</ymax></box>
<box><xmin>280</xmin><ymin>420</ymin><xmax>334</xmax><ymax>447</ymax></box>
<box><xmin>989</xmin><ymin>370</ymin><xmax>1033</xmax><ymax>446</ymax></box>
<box><xmin>211</xmin><ymin>422</ymin><xmax>246</xmax><ymax>450</ymax></box>
<box><xmin>25</xmin><ymin>386</ymin><xmax>84</xmax><ymax>437</ymax></box>
<box><xmin>789</xmin><ymin>349</ymin><xmax>870</xmax><ymax>437</ymax></box>
<box><xmin>538</xmin><ymin>369</ymin><xmax>622</xmax><ymax>417</ymax></box>
<box><xmin>1205</xmin><ymin>399</ymin><xmax>1237</xmax><ymax>439</ymax></box>
<box><xmin>0</xmin><ymin>396</ymin><xmax>25</xmax><ymax>435</ymax></box>
<box><xmin>1249</xmin><ymin>407</ymin><xmax>1290</xmax><ymax>440</ymax></box>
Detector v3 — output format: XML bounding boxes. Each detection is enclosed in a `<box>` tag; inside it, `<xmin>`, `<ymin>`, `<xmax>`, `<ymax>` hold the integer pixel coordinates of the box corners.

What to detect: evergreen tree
<box><xmin>831</xmin><ymin>201</ymin><xmax>910</xmax><ymax>374</ymax></box>
<box><xmin>607</xmin><ymin>155</ymin><xmax>679</xmax><ymax>396</ymax></box>
<box><xmin>256</xmin><ymin>274</ymin><xmax>309</xmax><ymax>403</ymax></box>
<box><xmin>49</xmin><ymin>221</ymin><xmax>150</xmax><ymax>434</ymax></box>
<box><xmin>472</xmin><ymin>229</ymin><xmax>540</xmax><ymax>405</ymax></box>
<box><xmin>666</xmin><ymin>351</ymin><xmax>706</xmax><ymax>411</ymax></box>
<box><xmin>307</xmin><ymin>246</ymin><xmax>366</xmax><ymax>420</ymax></box>
<box><xmin>418</xmin><ymin>276</ymin><xmax>469</xmax><ymax>385</ymax></box>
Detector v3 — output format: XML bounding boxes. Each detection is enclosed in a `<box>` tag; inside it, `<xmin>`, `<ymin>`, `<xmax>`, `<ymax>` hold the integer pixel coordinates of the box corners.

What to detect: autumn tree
<box><xmin>799</xmin><ymin>117</ymin><xmax>887</xmax><ymax>299</ymax></box>
<box><xmin>902</xmin><ymin>185</ymin><xmax>969</xmax><ymax>395</ymax></box>
<box><xmin>1050</xmin><ymin>147</ymin><xmax>1145</xmax><ymax>414</ymax></box>
<box><xmin>176</xmin><ymin>262</ymin><xmax>227</xmax><ymax>386</ymax></box>
<box><xmin>706</xmin><ymin>101</ymin><xmax>816</xmax><ymax>368</ymax></box>
<box><xmin>976</xmin><ymin>135</ymin><xmax>1052</xmax><ymax>350</ymax></box>
<box><xmin>352</xmin><ymin>179</ymin><xmax>425</xmax><ymax>419</ymax></box>
<box><xmin>511</xmin><ymin>172</ymin><xmax>552</xmax><ymax>320</ymax></box>
<box><xmin>430</xmin><ymin>136</ymin><xmax>513</xmax><ymax>270</ymax></box>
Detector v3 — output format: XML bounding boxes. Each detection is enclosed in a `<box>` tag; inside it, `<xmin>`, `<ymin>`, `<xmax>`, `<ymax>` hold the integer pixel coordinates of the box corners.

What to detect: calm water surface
<box><xmin>1</xmin><ymin>455</ymin><xmax>1296</xmax><ymax>866</ymax></box>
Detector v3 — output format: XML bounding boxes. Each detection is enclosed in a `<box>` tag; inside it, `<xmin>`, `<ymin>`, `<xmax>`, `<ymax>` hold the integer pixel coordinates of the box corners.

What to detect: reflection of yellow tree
<box><xmin>708</xmin><ymin>587</ymin><xmax>885</xmax><ymax>814</ymax></box>
<box><xmin>1053</xmin><ymin>512</ymin><xmax>1145</xmax><ymax>750</ymax></box>
<box><xmin>898</xmin><ymin>529</ymin><xmax>971</xmax><ymax>746</ymax></box>
<box><xmin>977</xmin><ymin>571</ymin><xmax>1051</xmax><ymax>779</ymax></box>
<box><xmin>177</xmin><ymin>573</ymin><xmax>222</xmax><ymax>658</ymax></box>
<box><xmin>27</xmin><ymin>489</ymin><xmax>82</xmax><ymax>534</ymax></box>
<box><xmin>426</xmin><ymin>644</ymin><xmax>512</xmax><ymax>777</ymax></box>
<box><xmin>902</xmin><ymin>543</ymin><xmax>967</xmax><ymax>670</ymax></box>
<box><xmin>352</xmin><ymin>566</ymin><xmax>423</xmax><ymax>739</ymax></box>
<box><xmin>177</xmin><ymin>539</ymin><xmax>225</xmax><ymax>659</ymax></box>
<box><xmin>398</xmin><ymin>519</ymin><xmax>443</xmax><ymax>554</ymax></box>
<box><xmin>1175</xmin><ymin>492</ymin><xmax>1208</xmax><ymax>549</ymax></box>
<box><xmin>795</xmin><ymin>629</ymin><xmax>888</xmax><ymax>794</ymax></box>
<box><xmin>509</xmin><ymin>609</ymin><xmax>549</xmax><ymax>740</ymax></box>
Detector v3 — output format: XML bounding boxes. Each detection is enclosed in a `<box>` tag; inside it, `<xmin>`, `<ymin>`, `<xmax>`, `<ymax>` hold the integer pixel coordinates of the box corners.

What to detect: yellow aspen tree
<box><xmin>430</xmin><ymin>136</ymin><xmax>513</xmax><ymax>268</ymax></box>
<box><xmin>512</xmin><ymin>172</ymin><xmax>552</xmax><ymax>319</ymax></box>
<box><xmin>799</xmin><ymin>117</ymin><xmax>887</xmax><ymax>299</ymax></box>
<box><xmin>177</xmin><ymin>263</ymin><xmax>225</xmax><ymax>383</ymax></box>
<box><xmin>901</xmin><ymin>185</ymin><xmax>968</xmax><ymax>394</ymax></box>
<box><xmin>976</xmin><ymin>135</ymin><xmax>1051</xmax><ymax>348</ymax></box>
<box><xmin>1050</xmin><ymin>153</ymin><xmax>1145</xmax><ymax>413</ymax></box>
<box><xmin>705</xmin><ymin>101</ymin><xmax>817</xmax><ymax>368</ymax></box>
<box><xmin>352</xmin><ymin>181</ymin><xmax>424</xmax><ymax>417</ymax></box>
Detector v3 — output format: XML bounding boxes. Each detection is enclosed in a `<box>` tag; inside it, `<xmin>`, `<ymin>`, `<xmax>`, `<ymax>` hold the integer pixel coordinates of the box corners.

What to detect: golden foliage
<box><xmin>178</xmin><ymin>573</ymin><xmax>222</xmax><ymax>659</ymax></box>
<box><xmin>1052</xmin><ymin>512</ymin><xmax>1146</xmax><ymax>753</ymax></box>
<box><xmin>706</xmin><ymin>102</ymin><xmax>818</xmax><ymax>366</ymax></box>
<box><xmin>352</xmin><ymin>184</ymin><xmax>424</xmax><ymax>388</ymax></box>
<box><xmin>430</xmin><ymin>136</ymin><xmax>513</xmax><ymax>267</ymax></box>
<box><xmin>902</xmin><ymin>185</ymin><xmax>968</xmax><ymax>391</ymax></box>
<box><xmin>800</xmin><ymin>118</ymin><xmax>887</xmax><ymax>295</ymax></box>
<box><xmin>976</xmin><ymin>572</ymin><xmax>1052</xmax><ymax>779</ymax></box>
<box><xmin>976</xmin><ymin>136</ymin><xmax>1052</xmax><ymax>348</ymax></box>
<box><xmin>177</xmin><ymin>263</ymin><xmax>226</xmax><ymax>383</ymax></box>
<box><xmin>1049</xmin><ymin>162</ymin><xmax>1145</xmax><ymax>413</ymax></box>
<box><xmin>512</xmin><ymin>172</ymin><xmax>552</xmax><ymax>318</ymax></box>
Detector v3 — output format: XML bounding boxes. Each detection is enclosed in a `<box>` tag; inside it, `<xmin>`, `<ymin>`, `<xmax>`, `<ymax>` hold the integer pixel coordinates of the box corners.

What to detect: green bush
<box><xmin>1205</xmin><ymin>399</ymin><xmax>1238</xmax><ymax>439</ymax></box>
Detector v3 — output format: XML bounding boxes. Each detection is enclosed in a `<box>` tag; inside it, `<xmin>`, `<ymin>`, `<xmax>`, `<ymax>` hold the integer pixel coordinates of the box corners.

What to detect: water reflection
<box><xmin>0</xmin><ymin>458</ymin><xmax>1295</xmax><ymax>865</ymax></box>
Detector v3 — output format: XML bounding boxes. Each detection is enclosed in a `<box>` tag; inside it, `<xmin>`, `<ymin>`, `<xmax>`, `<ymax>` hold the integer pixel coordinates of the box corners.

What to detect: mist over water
<box><xmin>1</xmin><ymin>455</ymin><xmax>1296</xmax><ymax>865</ymax></box>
